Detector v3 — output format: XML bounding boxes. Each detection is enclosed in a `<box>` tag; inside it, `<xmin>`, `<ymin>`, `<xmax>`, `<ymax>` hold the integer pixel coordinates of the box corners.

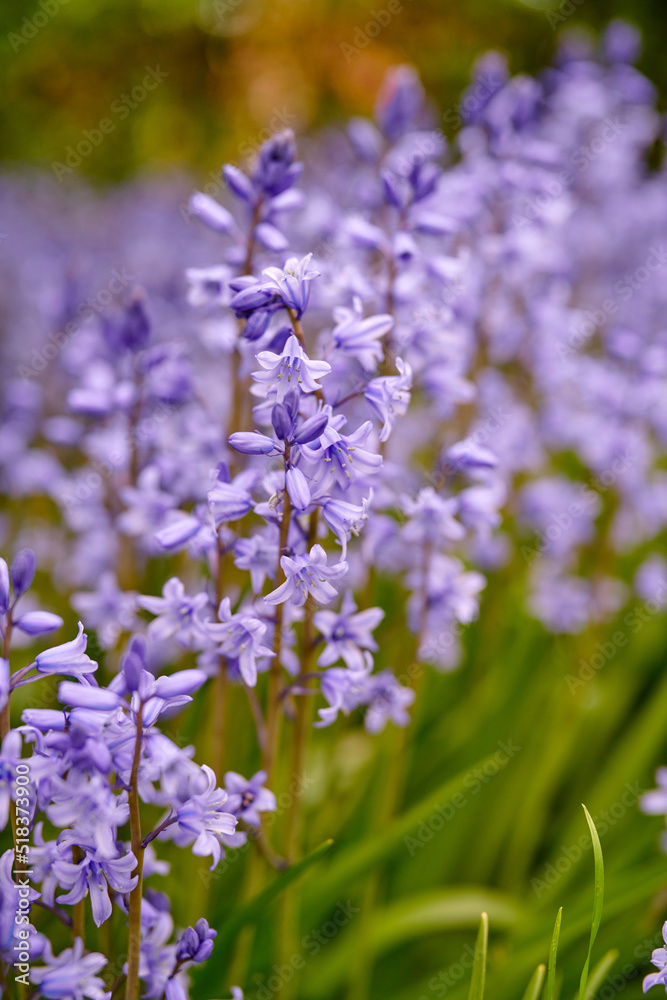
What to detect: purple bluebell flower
<box><xmin>172</xmin><ymin>765</ymin><xmax>238</xmax><ymax>870</ymax></box>
<box><xmin>253</xmin><ymin>129</ymin><xmax>302</xmax><ymax>198</ymax></box>
<box><xmin>205</xmin><ymin>598</ymin><xmax>274</xmax><ymax>687</ymax></box>
<box><xmin>13</xmin><ymin>610</ymin><xmax>64</xmax><ymax>636</ymax></box>
<box><xmin>188</xmin><ymin>192</ymin><xmax>235</xmax><ymax>234</ymax></box>
<box><xmin>208</xmin><ymin>467</ymin><xmax>259</xmax><ymax>525</ymax></box>
<box><xmin>313</xmin><ymin>593</ymin><xmax>384</xmax><ymax>670</ymax></box>
<box><xmin>54</xmin><ymin>849</ymin><xmax>137</xmax><ymax>927</ymax></box>
<box><xmin>264</xmin><ymin>545</ymin><xmax>348</xmax><ymax>607</ymax></box>
<box><xmin>34</xmin><ymin>623</ymin><xmax>98</xmax><ymax>678</ymax></box>
<box><xmin>30</xmin><ymin>938</ymin><xmax>111</xmax><ymax>1000</ymax></box>
<box><xmin>223</xmin><ymin>770</ymin><xmax>276</xmax><ymax>826</ymax></box>
<box><xmin>252</xmin><ymin>334</ymin><xmax>331</xmax><ymax>402</ymax></box>
<box><xmin>364</xmin><ymin>359</ymin><xmax>412</xmax><ymax>442</ymax></box>
<box><xmin>138</xmin><ymin>578</ymin><xmax>210</xmax><ymax>650</ymax></box>
<box><xmin>260</xmin><ymin>254</ymin><xmax>320</xmax><ymax>317</ymax></box>
<box><xmin>300</xmin><ymin>410</ymin><xmax>382</xmax><ymax>488</ymax></box>
<box><xmin>330</xmin><ymin>298</ymin><xmax>393</xmax><ymax>372</ymax></box>
<box><xmin>643</xmin><ymin>922</ymin><xmax>667</xmax><ymax>993</ymax></box>
<box><xmin>10</xmin><ymin>548</ymin><xmax>36</xmax><ymax>596</ymax></box>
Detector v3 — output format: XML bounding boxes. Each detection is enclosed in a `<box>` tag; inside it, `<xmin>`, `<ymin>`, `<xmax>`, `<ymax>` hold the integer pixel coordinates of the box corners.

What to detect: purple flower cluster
<box><xmin>1</xmin><ymin>19</ymin><xmax>667</xmax><ymax>999</ymax></box>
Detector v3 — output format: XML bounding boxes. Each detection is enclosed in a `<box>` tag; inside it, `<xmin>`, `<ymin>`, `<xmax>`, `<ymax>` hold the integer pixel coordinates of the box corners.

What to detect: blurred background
<box><xmin>1</xmin><ymin>0</ymin><xmax>666</xmax><ymax>183</ymax></box>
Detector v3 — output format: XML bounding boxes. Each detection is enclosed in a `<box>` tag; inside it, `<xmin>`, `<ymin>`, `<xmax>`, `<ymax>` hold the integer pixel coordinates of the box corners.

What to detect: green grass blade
<box><xmin>468</xmin><ymin>911</ymin><xmax>489</xmax><ymax>1000</ymax></box>
<box><xmin>304</xmin><ymin>749</ymin><xmax>513</xmax><ymax>916</ymax></box>
<box><xmin>579</xmin><ymin>805</ymin><xmax>605</xmax><ymax>1000</ymax></box>
<box><xmin>547</xmin><ymin>907</ymin><xmax>562</xmax><ymax>1000</ymax></box>
<box><xmin>521</xmin><ymin>964</ymin><xmax>546</xmax><ymax>1000</ymax></box>
<box><xmin>578</xmin><ymin>949</ymin><xmax>618</xmax><ymax>1000</ymax></box>
<box><xmin>214</xmin><ymin>839</ymin><xmax>334</xmax><ymax>951</ymax></box>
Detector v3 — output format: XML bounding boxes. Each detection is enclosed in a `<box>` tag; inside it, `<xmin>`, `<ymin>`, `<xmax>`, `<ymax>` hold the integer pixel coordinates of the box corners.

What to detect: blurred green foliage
<box><xmin>1</xmin><ymin>0</ymin><xmax>666</xmax><ymax>183</ymax></box>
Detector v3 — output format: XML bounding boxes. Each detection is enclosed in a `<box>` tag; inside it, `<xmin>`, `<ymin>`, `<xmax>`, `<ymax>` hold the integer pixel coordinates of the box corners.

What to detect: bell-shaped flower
<box><xmin>264</xmin><ymin>545</ymin><xmax>347</xmax><ymax>607</ymax></box>
<box><xmin>223</xmin><ymin>770</ymin><xmax>276</xmax><ymax>827</ymax></box>
<box><xmin>35</xmin><ymin>623</ymin><xmax>98</xmax><ymax>678</ymax></box>
<box><xmin>252</xmin><ymin>334</ymin><xmax>330</xmax><ymax>402</ymax></box>
<box><xmin>260</xmin><ymin>254</ymin><xmax>320</xmax><ymax>317</ymax></box>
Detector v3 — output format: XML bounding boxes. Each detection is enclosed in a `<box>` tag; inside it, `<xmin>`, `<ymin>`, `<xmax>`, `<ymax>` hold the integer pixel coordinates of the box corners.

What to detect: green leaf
<box><xmin>468</xmin><ymin>911</ymin><xmax>489</xmax><ymax>1000</ymax></box>
<box><xmin>579</xmin><ymin>949</ymin><xmax>618</xmax><ymax>1000</ymax></box>
<box><xmin>547</xmin><ymin>907</ymin><xmax>562</xmax><ymax>1000</ymax></box>
<box><xmin>214</xmin><ymin>839</ymin><xmax>333</xmax><ymax>952</ymax></box>
<box><xmin>304</xmin><ymin>749</ymin><xmax>514</xmax><ymax>916</ymax></box>
<box><xmin>521</xmin><ymin>964</ymin><xmax>546</xmax><ymax>1000</ymax></box>
<box><xmin>301</xmin><ymin>888</ymin><xmax>521</xmax><ymax>996</ymax></box>
<box><xmin>578</xmin><ymin>805</ymin><xmax>605</xmax><ymax>1000</ymax></box>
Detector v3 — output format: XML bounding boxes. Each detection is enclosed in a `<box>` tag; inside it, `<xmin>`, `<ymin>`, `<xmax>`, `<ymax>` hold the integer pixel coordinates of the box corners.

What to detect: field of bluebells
<box><xmin>3</xmin><ymin>18</ymin><xmax>667</xmax><ymax>1000</ymax></box>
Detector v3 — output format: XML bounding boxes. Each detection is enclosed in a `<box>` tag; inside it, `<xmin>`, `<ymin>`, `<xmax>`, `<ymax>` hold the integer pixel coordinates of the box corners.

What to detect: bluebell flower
<box><xmin>643</xmin><ymin>922</ymin><xmax>667</xmax><ymax>993</ymax></box>
<box><xmin>53</xmin><ymin>849</ymin><xmax>138</xmax><ymax>927</ymax></box>
<box><xmin>224</xmin><ymin>770</ymin><xmax>276</xmax><ymax>826</ymax></box>
<box><xmin>10</xmin><ymin>548</ymin><xmax>36</xmax><ymax>596</ymax></box>
<box><xmin>264</xmin><ymin>545</ymin><xmax>347</xmax><ymax>607</ymax></box>
<box><xmin>260</xmin><ymin>254</ymin><xmax>320</xmax><ymax>317</ymax></box>
<box><xmin>331</xmin><ymin>298</ymin><xmax>394</xmax><ymax>372</ymax></box>
<box><xmin>0</xmin><ymin>558</ymin><xmax>9</xmax><ymax>613</ymax></box>
<box><xmin>208</xmin><ymin>467</ymin><xmax>259</xmax><ymax>526</ymax></box>
<box><xmin>362</xmin><ymin>671</ymin><xmax>416</xmax><ymax>734</ymax></box>
<box><xmin>253</xmin><ymin>129</ymin><xmax>302</xmax><ymax>197</ymax></box>
<box><xmin>252</xmin><ymin>334</ymin><xmax>331</xmax><ymax>402</ymax></box>
<box><xmin>300</xmin><ymin>411</ymin><xmax>382</xmax><ymax>488</ymax></box>
<box><xmin>35</xmin><ymin>623</ymin><xmax>98</xmax><ymax>678</ymax></box>
<box><xmin>186</xmin><ymin>265</ymin><xmax>232</xmax><ymax>309</ymax></box>
<box><xmin>364</xmin><ymin>358</ymin><xmax>412</xmax><ymax>442</ymax></box>
<box><xmin>138</xmin><ymin>578</ymin><xmax>210</xmax><ymax>650</ymax></box>
<box><xmin>176</xmin><ymin>917</ymin><xmax>217</xmax><ymax>964</ymax></box>
<box><xmin>234</xmin><ymin>532</ymin><xmax>279</xmax><ymax>594</ymax></box>
<box><xmin>172</xmin><ymin>765</ymin><xmax>238</xmax><ymax>870</ymax></box>
<box><xmin>13</xmin><ymin>610</ymin><xmax>64</xmax><ymax>636</ymax></box>
<box><xmin>205</xmin><ymin>598</ymin><xmax>274</xmax><ymax>687</ymax></box>
<box><xmin>188</xmin><ymin>191</ymin><xmax>235</xmax><ymax>234</ymax></box>
<box><xmin>30</xmin><ymin>938</ymin><xmax>111</xmax><ymax>1000</ymax></box>
<box><xmin>321</xmin><ymin>495</ymin><xmax>372</xmax><ymax>558</ymax></box>
<box><xmin>313</xmin><ymin>593</ymin><xmax>384</xmax><ymax>670</ymax></box>
<box><xmin>374</xmin><ymin>65</ymin><xmax>425</xmax><ymax>140</ymax></box>
<box><xmin>0</xmin><ymin>730</ymin><xmax>22</xmax><ymax>829</ymax></box>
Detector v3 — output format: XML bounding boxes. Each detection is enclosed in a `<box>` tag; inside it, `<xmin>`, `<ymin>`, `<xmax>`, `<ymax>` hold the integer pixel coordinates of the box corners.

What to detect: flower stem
<box><xmin>72</xmin><ymin>846</ymin><xmax>86</xmax><ymax>944</ymax></box>
<box><xmin>125</xmin><ymin>702</ymin><xmax>145</xmax><ymax>1000</ymax></box>
<box><xmin>264</xmin><ymin>448</ymin><xmax>293</xmax><ymax>783</ymax></box>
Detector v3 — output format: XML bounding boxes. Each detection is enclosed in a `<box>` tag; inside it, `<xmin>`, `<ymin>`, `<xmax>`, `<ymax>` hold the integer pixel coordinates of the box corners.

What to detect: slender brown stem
<box><xmin>264</xmin><ymin>447</ymin><xmax>293</xmax><ymax>783</ymax></box>
<box><xmin>72</xmin><ymin>846</ymin><xmax>86</xmax><ymax>943</ymax></box>
<box><xmin>125</xmin><ymin>703</ymin><xmax>145</xmax><ymax>1000</ymax></box>
<box><xmin>284</xmin><ymin>510</ymin><xmax>319</xmax><ymax>862</ymax></box>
